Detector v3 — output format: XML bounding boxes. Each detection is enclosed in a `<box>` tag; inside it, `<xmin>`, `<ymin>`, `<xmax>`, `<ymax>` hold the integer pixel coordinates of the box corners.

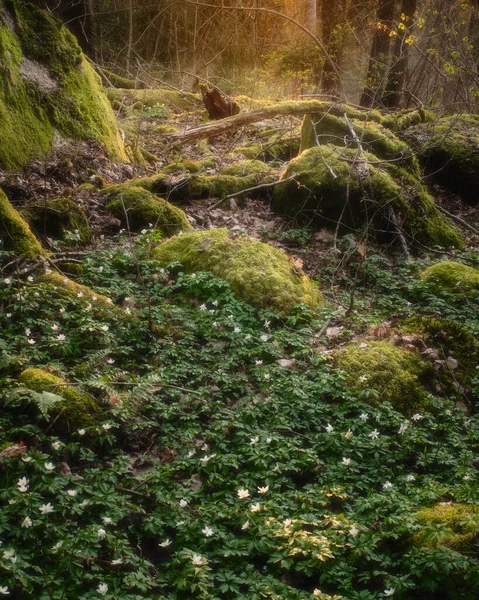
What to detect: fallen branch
<box><xmin>389</xmin><ymin>208</ymin><xmax>411</xmax><ymax>262</ymax></box>
<box><xmin>208</xmin><ymin>176</ymin><xmax>297</xmax><ymax>211</ymax></box>
<box><xmin>436</xmin><ymin>205</ymin><xmax>479</xmax><ymax>236</ymax></box>
<box><xmin>166</xmin><ymin>100</ymin><xmax>380</xmax><ymax>146</ymax></box>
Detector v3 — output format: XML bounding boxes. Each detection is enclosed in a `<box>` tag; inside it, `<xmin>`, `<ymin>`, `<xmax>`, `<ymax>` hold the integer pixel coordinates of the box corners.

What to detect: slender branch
<box><xmin>436</xmin><ymin>205</ymin><xmax>479</xmax><ymax>236</ymax></box>
<box><xmin>208</xmin><ymin>176</ymin><xmax>296</xmax><ymax>210</ymax></box>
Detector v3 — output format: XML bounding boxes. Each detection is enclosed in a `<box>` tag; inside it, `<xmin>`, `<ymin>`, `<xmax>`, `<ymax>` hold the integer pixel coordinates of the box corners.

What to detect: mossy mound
<box><xmin>420</xmin><ymin>261</ymin><xmax>479</xmax><ymax>295</ymax></box>
<box><xmin>401</xmin><ymin>115</ymin><xmax>479</xmax><ymax>204</ymax></box>
<box><xmin>22</xmin><ymin>197</ymin><xmax>91</xmax><ymax>244</ymax></box>
<box><xmin>104</xmin><ymin>188</ymin><xmax>191</xmax><ymax>235</ymax></box>
<box><xmin>414</xmin><ymin>503</ymin><xmax>479</xmax><ymax>555</ymax></box>
<box><xmin>0</xmin><ymin>0</ymin><xmax>126</xmax><ymax>170</ymax></box>
<box><xmin>152</xmin><ymin>228</ymin><xmax>323</xmax><ymax>313</ymax></box>
<box><xmin>273</xmin><ymin>145</ymin><xmax>462</xmax><ymax>250</ymax></box>
<box><xmin>106</xmin><ymin>87</ymin><xmax>202</xmax><ymax>113</ymax></box>
<box><xmin>18</xmin><ymin>367</ymin><xmax>103</xmax><ymax>428</ymax></box>
<box><xmin>0</xmin><ymin>189</ymin><xmax>45</xmax><ymax>256</ymax></box>
<box><xmin>334</xmin><ymin>341</ymin><xmax>433</xmax><ymax>414</ymax></box>
<box><xmin>98</xmin><ymin>67</ymin><xmax>138</xmax><ymax>90</ymax></box>
<box><xmin>40</xmin><ymin>272</ymin><xmax>123</xmax><ymax>320</ymax></box>
<box><xmin>234</xmin><ymin>137</ymin><xmax>300</xmax><ymax>162</ymax></box>
<box><xmin>300</xmin><ymin>114</ymin><xmax>419</xmax><ymax>175</ymax></box>
<box><xmin>106</xmin><ymin>160</ymin><xmax>275</xmax><ymax>204</ymax></box>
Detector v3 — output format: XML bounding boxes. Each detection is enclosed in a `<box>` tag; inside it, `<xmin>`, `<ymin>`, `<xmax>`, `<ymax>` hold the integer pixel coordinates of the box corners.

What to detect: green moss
<box><xmin>107</xmin><ymin>161</ymin><xmax>275</xmax><ymax>204</ymax></box>
<box><xmin>401</xmin><ymin>114</ymin><xmax>479</xmax><ymax>204</ymax></box>
<box><xmin>22</xmin><ymin>197</ymin><xmax>91</xmax><ymax>244</ymax></box>
<box><xmin>106</xmin><ymin>87</ymin><xmax>202</xmax><ymax>112</ymax></box>
<box><xmin>162</xmin><ymin>158</ymin><xmax>216</xmax><ymax>175</ymax></box>
<box><xmin>60</xmin><ymin>262</ymin><xmax>84</xmax><ymax>276</ymax></box>
<box><xmin>105</xmin><ymin>187</ymin><xmax>191</xmax><ymax>235</ymax></box>
<box><xmin>381</xmin><ymin>107</ymin><xmax>435</xmax><ymax>131</ymax></box>
<box><xmin>273</xmin><ymin>145</ymin><xmax>462</xmax><ymax>250</ymax></box>
<box><xmin>0</xmin><ymin>189</ymin><xmax>45</xmax><ymax>256</ymax></box>
<box><xmin>415</xmin><ymin>503</ymin><xmax>479</xmax><ymax>555</ymax></box>
<box><xmin>300</xmin><ymin>114</ymin><xmax>419</xmax><ymax>175</ymax></box>
<box><xmin>0</xmin><ymin>0</ymin><xmax>126</xmax><ymax>170</ymax></box>
<box><xmin>40</xmin><ymin>272</ymin><xmax>124</xmax><ymax>320</ymax></box>
<box><xmin>420</xmin><ymin>261</ymin><xmax>479</xmax><ymax>295</ymax></box>
<box><xmin>334</xmin><ymin>341</ymin><xmax>432</xmax><ymax>414</ymax></box>
<box><xmin>18</xmin><ymin>367</ymin><xmax>103</xmax><ymax>428</ymax></box>
<box><xmin>152</xmin><ymin>228</ymin><xmax>323</xmax><ymax>313</ymax></box>
<box><xmin>98</xmin><ymin>68</ymin><xmax>137</xmax><ymax>90</ymax></box>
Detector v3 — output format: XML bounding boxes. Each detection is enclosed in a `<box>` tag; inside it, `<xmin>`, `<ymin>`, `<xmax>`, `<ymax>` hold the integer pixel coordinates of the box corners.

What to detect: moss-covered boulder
<box><xmin>300</xmin><ymin>113</ymin><xmax>419</xmax><ymax>175</ymax></box>
<box><xmin>106</xmin><ymin>160</ymin><xmax>275</xmax><ymax>204</ymax></box>
<box><xmin>401</xmin><ymin>115</ymin><xmax>479</xmax><ymax>204</ymax></box>
<box><xmin>420</xmin><ymin>261</ymin><xmax>479</xmax><ymax>295</ymax></box>
<box><xmin>22</xmin><ymin>197</ymin><xmax>91</xmax><ymax>244</ymax></box>
<box><xmin>414</xmin><ymin>503</ymin><xmax>479</xmax><ymax>555</ymax></box>
<box><xmin>40</xmin><ymin>272</ymin><xmax>124</xmax><ymax>320</ymax></box>
<box><xmin>334</xmin><ymin>341</ymin><xmax>433</xmax><ymax>414</ymax></box>
<box><xmin>0</xmin><ymin>0</ymin><xmax>126</xmax><ymax>170</ymax></box>
<box><xmin>273</xmin><ymin>145</ymin><xmax>462</xmax><ymax>250</ymax></box>
<box><xmin>152</xmin><ymin>228</ymin><xmax>322</xmax><ymax>312</ymax></box>
<box><xmin>0</xmin><ymin>189</ymin><xmax>45</xmax><ymax>256</ymax></box>
<box><xmin>104</xmin><ymin>187</ymin><xmax>191</xmax><ymax>235</ymax></box>
<box><xmin>18</xmin><ymin>367</ymin><xmax>103</xmax><ymax>427</ymax></box>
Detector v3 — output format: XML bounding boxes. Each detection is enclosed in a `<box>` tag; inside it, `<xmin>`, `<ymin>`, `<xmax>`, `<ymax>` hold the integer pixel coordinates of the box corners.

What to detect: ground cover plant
<box><xmin>0</xmin><ymin>231</ymin><xmax>478</xmax><ymax>600</ymax></box>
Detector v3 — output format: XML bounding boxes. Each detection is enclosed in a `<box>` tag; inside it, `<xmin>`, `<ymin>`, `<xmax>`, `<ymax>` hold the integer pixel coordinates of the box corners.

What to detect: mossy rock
<box><xmin>300</xmin><ymin>114</ymin><xmax>419</xmax><ymax>175</ymax></box>
<box><xmin>22</xmin><ymin>197</ymin><xmax>91</xmax><ymax>244</ymax></box>
<box><xmin>152</xmin><ymin>228</ymin><xmax>323</xmax><ymax>313</ymax></box>
<box><xmin>234</xmin><ymin>137</ymin><xmax>300</xmax><ymax>162</ymax></box>
<box><xmin>0</xmin><ymin>0</ymin><xmax>126</xmax><ymax>170</ymax></box>
<box><xmin>273</xmin><ymin>145</ymin><xmax>462</xmax><ymax>250</ymax></box>
<box><xmin>420</xmin><ymin>261</ymin><xmax>479</xmax><ymax>296</ymax></box>
<box><xmin>107</xmin><ymin>160</ymin><xmax>275</xmax><ymax>204</ymax></box>
<box><xmin>381</xmin><ymin>107</ymin><xmax>435</xmax><ymax>132</ymax></box>
<box><xmin>40</xmin><ymin>272</ymin><xmax>124</xmax><ymax>320</ymax></box>
<box><xmin>106</xmin><ymin>87</ymin><xmax>202</xmax><ymax>112</ymax></box>
<box><xmin>18</xmin><ymin>367</ymin><xmax>103</xmax><ymax>428</ymax></box>
<box><xmin>104</xmin><ymin>187</ymin><xmax>191</xmax><ymax>235</ymax></box>
<box><xmin>414</xmin><ymin>503</ymin><xmax>479</xmax><ymax>556</ymax></box>
<box><xmin>334</xmin><ymin>341</ymin><xmax>433</xmax><ymax>414</ymax></box>
<box><xmin>0</xmin><ymin>189</ymin><xmax>45</xmax><ymax>256</ymax></box>
<box><xmin>401</xmin><ymin>115</ymin><xmax>479</xmax><ymax>204</ymax></box>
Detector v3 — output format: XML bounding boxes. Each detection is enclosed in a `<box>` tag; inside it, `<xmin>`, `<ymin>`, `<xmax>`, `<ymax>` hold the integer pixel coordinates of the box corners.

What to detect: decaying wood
<box><xmin>200</xmin><ymin>84</ymin><xmax>240</xmax><ymax>120</ymax></box>
<box><xmin>167</xmin><ymin>100</ymin><xmax>376</xmax><ymax>146</ymax></box>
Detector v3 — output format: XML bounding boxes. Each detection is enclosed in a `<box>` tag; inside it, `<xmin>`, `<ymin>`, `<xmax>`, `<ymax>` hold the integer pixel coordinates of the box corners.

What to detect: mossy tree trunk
<box><xmin>360</xmin><ymin>0</ymin><xmax>397</xmax><ymax>108</ymax></box>
<box><xmin>381</xmin><ymin>0</ymin><xmax>417</xmax><ymax>108</ymax></box>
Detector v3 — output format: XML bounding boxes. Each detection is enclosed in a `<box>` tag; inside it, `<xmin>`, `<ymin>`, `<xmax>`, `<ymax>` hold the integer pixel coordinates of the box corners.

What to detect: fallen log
<box><xmin>166</xmin><ymin>100</ymin><xmax>382</xmax><ymax>146</ymax></box>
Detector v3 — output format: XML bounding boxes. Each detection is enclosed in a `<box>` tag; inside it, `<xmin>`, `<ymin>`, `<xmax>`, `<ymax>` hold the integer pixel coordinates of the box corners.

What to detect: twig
<box><xmin>207</xmin><ymin>176</ymin><xmax>296</xmax><ymax>211</ymax></box>
<box><xmin>436</xmin><ymin>205</ymin><xmax>479</xmax><ymax>236</ymax></box>
<box><xmin>389</xmin><ymin>207</ymin><xmax>411</xmax><ymax>262</ymax></box>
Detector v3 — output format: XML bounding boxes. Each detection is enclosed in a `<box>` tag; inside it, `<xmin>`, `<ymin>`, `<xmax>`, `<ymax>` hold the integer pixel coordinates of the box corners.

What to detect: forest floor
<box><xmin>1</xmin><ymin>91</ymin><xmax>479</xmax><ymax>600</ymax></box>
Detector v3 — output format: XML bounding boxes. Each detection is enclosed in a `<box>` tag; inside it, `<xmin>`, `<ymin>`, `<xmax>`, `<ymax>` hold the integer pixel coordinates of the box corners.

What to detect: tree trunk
<box><xmin>321</xmin><ymin>0</ymin><xmax>345</xmax><ymax>94</ymax></box>
<box><xmin>382</xmin><ymin>0</ymin><xmax>417</xmax><ymax>108</ymax></box>
<box><xmin>199</xmin><ymin>84</ymin><xmax>240</xmax><ymax>120</ymax></box>
<box><xmin>360</xmin><ymin>0</ymin><xmax>397</xmax><ymax>107</ymax></box>
<box><xmin>305</xmin><ymin>0</ymin><xmax>317</xmax><ymax>32</ymax></box>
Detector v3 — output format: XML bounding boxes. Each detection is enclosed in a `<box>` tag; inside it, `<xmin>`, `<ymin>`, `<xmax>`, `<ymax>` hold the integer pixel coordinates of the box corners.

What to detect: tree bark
<box><xmin>360</xmin><ymin>0</ymin><xmax>397</xmax><ymax>107</ymax></box>
<box><xmin>381</xmin><ymin>0</ymin><xmax>417</xmax><ymax>108</ymax></box>
<box><xmin>321</xmin><ymin>0</ymin><xmax>346</xmax><ymax>94</ymax></box>
<box><xmin>305</xmin><ymin>0</ymin><xmax>317</xmax><ymax>32</ymax></box>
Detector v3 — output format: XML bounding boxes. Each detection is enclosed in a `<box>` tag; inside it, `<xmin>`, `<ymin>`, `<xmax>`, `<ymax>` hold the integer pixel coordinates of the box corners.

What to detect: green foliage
<box><xmin>0</xmin><ymin>228</ymin><xmax>478</xmax><ymax>599</ymax></box>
